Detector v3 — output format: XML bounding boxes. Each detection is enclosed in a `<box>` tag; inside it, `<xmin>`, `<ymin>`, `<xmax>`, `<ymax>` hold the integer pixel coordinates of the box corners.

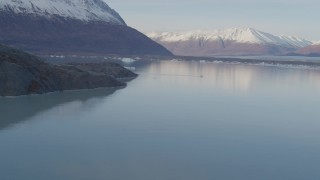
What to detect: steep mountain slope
<box><xmin>147</xmin><ymin>28</ymin><xmax>312</xmax><ymax>56</ymax></box>
<box><xmin>0</xmin><ymin>44</ymin><xmax>137</xmax><ymax>96</ymax></box>
<box><xmin>296</xmin><ymin>41</ymin><xmax>320</xmax><ymax>56</ymax></box>
<box><xmin>0</xmin><ymin>0</ymin><xmax>172</xmax><ymax>56</ymax></box>
<box><xmin>0</xmin><ymin>0</ymin><xmax>126</xmax><ymax>24</ymax></box>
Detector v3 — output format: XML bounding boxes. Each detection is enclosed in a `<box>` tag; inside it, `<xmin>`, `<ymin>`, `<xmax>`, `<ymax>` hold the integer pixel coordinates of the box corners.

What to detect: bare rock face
<box><xmin>0</xmin><ymin>45</ymin><xmax>137</xmax><ymax>96</ymax></box>
<box><xmin>295</xmin><ymin>44</ymin><xmax>320</xmax><ymax>56</ymax></box>
<box><xmin>0</xmin><ymin>0</ymin><xmax>172</xmax><ymax>56</ymax></box>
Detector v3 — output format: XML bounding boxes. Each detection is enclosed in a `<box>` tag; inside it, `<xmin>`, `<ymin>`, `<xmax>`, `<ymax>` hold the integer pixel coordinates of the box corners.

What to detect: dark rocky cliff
<box><xmin>0</xmin><ymin>45</ymin><xmax>137</xmax><ymax>96</ymax></box>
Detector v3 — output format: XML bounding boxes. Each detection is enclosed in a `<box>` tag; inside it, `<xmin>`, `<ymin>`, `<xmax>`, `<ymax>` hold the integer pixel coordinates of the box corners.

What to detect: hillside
<box><xmin>0</xmin><ymin>0</ymin><xmax>172</xmax><ymax>56</ymax></box>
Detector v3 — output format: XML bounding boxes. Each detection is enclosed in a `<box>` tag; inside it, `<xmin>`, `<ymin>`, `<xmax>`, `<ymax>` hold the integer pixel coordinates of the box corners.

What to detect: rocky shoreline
<box><xmin>0</xmin><ymin>45</ymin><xmax>137</xmax><ymax>97</ymax></box>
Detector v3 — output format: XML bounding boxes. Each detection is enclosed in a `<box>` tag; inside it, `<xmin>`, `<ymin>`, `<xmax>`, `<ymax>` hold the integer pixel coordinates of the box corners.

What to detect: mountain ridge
<box><xmin>147</xmin><ymin>28</ymin><xmax>312</xmax><ymax>48</ymax></box>
<box><xmin>147</xmin><ymin>27</ymin><xmax>313</xmax><ymax>56</ymax></box>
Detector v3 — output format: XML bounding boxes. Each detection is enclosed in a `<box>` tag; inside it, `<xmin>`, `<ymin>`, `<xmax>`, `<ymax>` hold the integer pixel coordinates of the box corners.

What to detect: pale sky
<box><xmin>105</xmin><ymin>0</ymin><xmax>320</xmax><ymax>41</ymax></box>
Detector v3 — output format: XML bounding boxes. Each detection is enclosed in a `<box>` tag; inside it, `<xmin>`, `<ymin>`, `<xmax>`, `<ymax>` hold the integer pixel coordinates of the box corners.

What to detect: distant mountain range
<box><xmin>0</xmin><ymin>0</ymin><xmax>172</xmax><ymax>56</ymax></box>
<box><xmin>147</xmin><ymin>28</ymin><xmax>319</xmax><ymax>56</ymax></box>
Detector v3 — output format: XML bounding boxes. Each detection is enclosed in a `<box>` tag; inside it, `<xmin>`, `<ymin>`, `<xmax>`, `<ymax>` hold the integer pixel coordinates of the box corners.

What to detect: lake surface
<box><xmin>1</xmin><ymin>60</ymin><xmax>320</xmax><ymax>180</ymax></box>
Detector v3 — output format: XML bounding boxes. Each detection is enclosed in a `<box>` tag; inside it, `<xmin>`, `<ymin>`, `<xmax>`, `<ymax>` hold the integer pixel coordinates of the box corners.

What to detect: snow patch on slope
<box><xmin>147</xmin><ymin>28</ymin><xmax>312</xmax><ymax>48</ymax></box>
<box><xmin>313</xmin><ymin>41</ymin><xmax>320</xmax><ymax>45</ymax></box>
<box><xmin>0</xmin><ymin>0</ymin><xmax>126</xmax><ymax>25</ymax></box>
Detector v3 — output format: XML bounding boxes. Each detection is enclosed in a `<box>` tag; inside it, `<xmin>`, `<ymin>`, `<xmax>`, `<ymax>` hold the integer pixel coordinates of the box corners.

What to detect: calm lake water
<box><xmin>1</xmin><ymin>60</ymin><xmax>320</xmax><ymax>180</ymax></box>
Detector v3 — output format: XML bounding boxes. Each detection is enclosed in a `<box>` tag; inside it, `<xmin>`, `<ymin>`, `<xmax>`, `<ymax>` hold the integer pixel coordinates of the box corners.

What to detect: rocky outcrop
<box><xmin>0</xmin><ymin>45</ymin><xmax>137</xmax><ymax>96</ymax></box>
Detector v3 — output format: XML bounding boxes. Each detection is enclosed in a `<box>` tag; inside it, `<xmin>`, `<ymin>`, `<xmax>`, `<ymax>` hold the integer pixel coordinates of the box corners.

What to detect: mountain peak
<box><xmin>0</xmin><ymin>0</ymin><xmax>126</xmax><ymax>25</ymax></box>
<box><xmin>215</xmin><ymin>27</ymin><xmax>268</xmax><ymax>44</ymax></box>
<box><xmin>228</xmin><ymin>27</ymin><xmax>257</xmax><ymax>32</ymax></box>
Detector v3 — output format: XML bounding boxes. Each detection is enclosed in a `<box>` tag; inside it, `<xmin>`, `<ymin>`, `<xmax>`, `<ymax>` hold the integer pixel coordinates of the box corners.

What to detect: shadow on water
<box><xmin>0</xmin><ymin>87</ymin><xmax>122</xmax><ymax>131</ymax></box>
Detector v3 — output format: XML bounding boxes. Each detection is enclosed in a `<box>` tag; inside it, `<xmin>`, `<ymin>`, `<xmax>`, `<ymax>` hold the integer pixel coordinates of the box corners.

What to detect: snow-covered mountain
<box><xmin>0</xmin><ymin>0</ymin><xmax>172</xmax><ymax>56</ymax></box>
<box><xmin>148</xmin><ymin>28</ymin><xmax>311</xmax><ymax>48</ymax></box>
<box><xmin>0</xmin><ymin>0</ymin><xmax>125</xmax><ymax>25</ymax></box>
<box><xmin>147</xmin><ymin>28</ymin><xmax>312</xmax><ymax>56</ymax></box>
